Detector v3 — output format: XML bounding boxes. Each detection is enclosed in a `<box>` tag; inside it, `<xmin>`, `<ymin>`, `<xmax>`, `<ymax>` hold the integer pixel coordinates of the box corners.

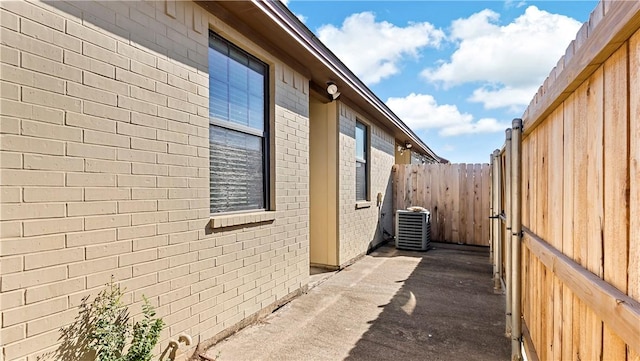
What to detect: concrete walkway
<box><xmin>204</xmin><ymin>243</ymin><xmax>509</xmax><ymax>361</ymax></box>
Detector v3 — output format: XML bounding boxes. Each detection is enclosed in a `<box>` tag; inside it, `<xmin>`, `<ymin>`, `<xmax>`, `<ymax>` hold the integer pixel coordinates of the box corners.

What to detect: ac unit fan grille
<box><xmin>396</xmin><ymin>210</ymin><xmax>430</xmax><ymax>251</ymax></box>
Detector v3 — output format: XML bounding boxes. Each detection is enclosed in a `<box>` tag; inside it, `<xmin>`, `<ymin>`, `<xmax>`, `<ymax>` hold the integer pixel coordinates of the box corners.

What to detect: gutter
<box><xmin>252</xmin><ymin>0</ymin><xmax>441</xmax><ymax>162</ymax></box>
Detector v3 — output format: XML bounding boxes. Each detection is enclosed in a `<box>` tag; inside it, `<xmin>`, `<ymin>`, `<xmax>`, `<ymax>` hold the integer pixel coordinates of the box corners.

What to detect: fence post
<box><xmin>492</xmin><ymin>149</ymin><xmax>502</xmax><ymax>291</ymax></box>
<box><xmin>497</xmin><ymin>150</ymin><xmax>504</xmax><ymax>288</ymax></box>
<box><xmin>504</xmin><ymin>129</ymin><xmax>513</xmax><ymax>338</ymax></box>
<box><xmin>510</xmin><ymin>119</ymin><xmax>523</xmax><ymax>361</ymax></box>
<box><xmin>489</xmin><ymin>155</ymin><xmax>494</xmax><ymax>262</ymax></box>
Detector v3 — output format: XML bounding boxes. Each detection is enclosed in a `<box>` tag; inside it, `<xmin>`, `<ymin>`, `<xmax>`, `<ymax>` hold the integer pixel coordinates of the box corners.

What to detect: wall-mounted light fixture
<box><xmin>326</xmin><ymin>81</ymin><xmax>340</xmax><ymax>101</ymax></box>
<box><xmin>397</xmin><ymin>141</ymin><xmax>413</xmax><ymax>155</ymax></box>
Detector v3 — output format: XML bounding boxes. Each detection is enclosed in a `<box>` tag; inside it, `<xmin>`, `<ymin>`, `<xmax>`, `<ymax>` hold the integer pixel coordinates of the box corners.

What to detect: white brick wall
<box><xmin>0</xmin><ymin>1</ymin><xmax>309</xmax><ymax>360</ymax></box>
<box><xmin>337</xmin><ymin>103</ymin><xmax>395</xmax><ymax>265</ymax></box>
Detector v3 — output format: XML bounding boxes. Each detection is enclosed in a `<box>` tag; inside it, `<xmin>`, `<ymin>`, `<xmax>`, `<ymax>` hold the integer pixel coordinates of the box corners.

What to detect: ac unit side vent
<box><xmin>395</xmin><ymin>210</ymin><xmax>430</xmax><ymax>251</ymax></box>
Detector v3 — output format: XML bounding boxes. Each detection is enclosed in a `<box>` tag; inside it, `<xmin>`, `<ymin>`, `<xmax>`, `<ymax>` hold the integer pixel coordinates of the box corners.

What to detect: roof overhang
<box><xmin>197</xmin><ymin>0</ymin><xmax>441</xmax><ymax>162</ymax></box>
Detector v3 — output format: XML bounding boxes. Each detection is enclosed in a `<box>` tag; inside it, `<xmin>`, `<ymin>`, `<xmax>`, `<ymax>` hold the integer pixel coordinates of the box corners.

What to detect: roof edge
<box><xmin>252</xmin><ymin>0</ymin><xmax>441</xmax><ymax>162</ymax></box>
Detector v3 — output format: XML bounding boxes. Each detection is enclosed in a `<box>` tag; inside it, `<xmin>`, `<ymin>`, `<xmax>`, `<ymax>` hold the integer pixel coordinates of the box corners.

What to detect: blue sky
<box><xmin>284</xmin><ymin>0</ymin><xmax>598</xmax><ymax>163</ymax></box>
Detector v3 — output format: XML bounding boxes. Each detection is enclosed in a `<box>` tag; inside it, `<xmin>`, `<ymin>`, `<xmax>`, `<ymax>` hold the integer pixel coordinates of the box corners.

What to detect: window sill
<box><xmin>210</xmin><ymin>211</ymin><xmax>276</xmax><ymax>229</ymax></box>
<box><xmin>355</xmin><ymin>201</ymin><xmax>372</xmax><ymax>209</ymax></box>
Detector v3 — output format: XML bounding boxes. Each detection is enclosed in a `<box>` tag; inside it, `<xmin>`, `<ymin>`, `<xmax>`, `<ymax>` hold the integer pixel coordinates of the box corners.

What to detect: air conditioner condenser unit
<box><xmin>395</xmin><ymin>209</ymin><xmax>431</xmax><ymax>251</ymax></box>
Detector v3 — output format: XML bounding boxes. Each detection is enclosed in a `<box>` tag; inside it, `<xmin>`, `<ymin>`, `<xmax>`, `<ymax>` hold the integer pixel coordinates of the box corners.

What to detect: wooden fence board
<box><xmin>434</xmin><ymin>164</ymin><xmax>442</xmax><ymax>240</ymax></box>
<box><xmin>442</xmin><ymin>164</ymin><xmax>449</xmax><ymax>241</ymax></box>
<box><xmin>573</xmin><ymin>76</ymin><xmax>589</xmax><ymax>269</ymax></box>
<box><xmin>521</xmin><ymin>141</ymin><xmax>529</xmax><ymax>333</ymax></box>
<box><xmin>466</xmin><ymin>166</ymin><xmax>476</xmax><ymax>244</ymax></box>
<box><xmin>405</xmin><ymin>165</ymin><xmax>410</xmax><ymax>207</ymax></box>
<box><xmin>523</xmin><ymin>246</ymin><xmax>531</xmax><ymax>348</ymax></box>
<box><xmin>392</xmin><ymin>165</ymin><xmax>398</xmax><ymax>234</ymax></box>
<box><xmin>523</xmin><ymin>229</ymin><xmax>640</xmax><ymax>354</ymax></box>
<box><xmin>416</xmin><ymin>165</ymin><xmax>425</xmax><ymax>210</ymax></box>
<box><xmin>525</xmin><ymin>131</ymin><xmax>538</xmax><ymax>351</ymax></box>
<box><xmin>427</xmin><ymin>165</ymin><xmax>436</xmax><ymax>241</ymax></box>
<box><xmin>602</xmin><ymin>43</ymin><xmax>628</xmax><ymax>361</ymax></box>
<box><xmin>437</xmin><ymin>164</ymin><xmax>445</xmax><ymax>241</ymax></box>
<box><xmin>393</xmin><ymin>163</ymin><xmax>490</xmax><ymax>246</ymax></box>
<box><xmin>584</xmin><ymin>66</ymin><xmax>605</xmax><ymax>361</ymax></box>
<box><xmin>535</xmin><ymin>125</ymin><xmax>546</xmax><ymax>358</ymax></box>
<box><xmin>529</xmin><ymin>131</ymin><xmax>537</xmax><ymax>239</ymax></box>
<box><xmin>435</xmin><ymin>165</ymin><xmax>444</xmax><ymax>242</ymax></box>
<box><xmin>562</xmin><ymin>93</ymin><xmax>575</xmax><ymax>262</ymax></box>
<box><xmin>537</xmin><ymin>119</ymin><xmax>552</xmax><ymax>361</ymax></box>
<box><xmin>585</xmin><ymin>66</ymin><xmax>604</xmax><ymax>280</ymax></box>
<box><xmin>444</xmin><ymin>165</ymin><xmax>453</xmax><ymax>242</ymax></box>
<box><xmin>396</xmin><ymin>165</ymin><xmax>403</xmax><ymax>211</ymax></box>
<box><xmin>545</xmin><ymin>260</ymin><xmax>553</xmax><ymax>361</ymax></box>
<box><xmin>458</xmin><ymin>164</ymin><xmax>467</xmax><ymax>245</ymax></box>
<box><xmin>556</xmin><ymin>111</ymin><xmax>566</xmax><ymax>359</ymax></box>
<box><xmin>552</xmin><ymin>276</ymin><xmax>563</xmax><ymax>360</ymax></box>
<box><xmin>629</xmin><ymin>29</ymin><xmax>640</xmax><ymax>359</ymax></box>
<box><xmin>411</xmin><ymin>165</ymin><xmax>418</xmax><ymax>208</ymax></box>
<box><xmin>438</xmin><ymin>164</ymin><xmax>446</xmax><ymax>241</ymax></box>
<box><xmin>522</xmin><ymin>139</ymin><xmax>529</xmax><ymax>228</ymax></box>
<box><xmin>481</xmin><ymin>164</ymin><xmax>490</xmax><ymax>245</ymax></box>
<box><xmin>573</xmin><ymin>79</ymin><xmax>590</xmax><ymax>361</ymax></box>
<box><xmin>562</xmin><ymin>91</ymin><xmax>576</xmax><ymax>361</ymax></box>
<box><xmin>490</xmin><ymin>12</ymin><xmax>640</xmax><ymax>358</ymax></box>
<box><xmin>451</xmin><ymin>164</ymin><xmax>461</xmax><ymax>243</ymax></box>
<box><xmin>532</xmin><ymin>256</ymin><xmax>541</xmax><ymax>360</ymax></box>
<box><xmin>444</xmin><ymin>164</ymin><xmax>451</xmax><ymax>241</ymax></box>
<box><xmin>392</xmin><ymin>165</ymin><xmax>398</xmax><ymax>233</ymax></box>
<box><xmin>537</xmin><ymin>121</ymin><xmax>549</xmax><ymax>243</ymax></box>
<box><xmin>408</xmin><ymin>165</ymin><xmax>415</xmax><ymax>206</ymax></box>
<box><xmin>561</xmin><ymin>284</ymin><xmax>574</xmax><ymax>361</ymax></box>
<box><xmin>471</xmin><ymin>164</ymin><xmax>480</xmax><ymax>245</ymax></box>
<box><xmin>543</xmin><ymin>270</ymin><xmax>553</xmax><ymax>361</ymax></box>
<box><xmin>424</xmin><ymin>164</ymin><xmax>433</xmax><ymax>219</ymax></box>
<box><xmin>548</xmin><ymin>106</ymin><xmax>564</xmax><ymax>360</ymax></box>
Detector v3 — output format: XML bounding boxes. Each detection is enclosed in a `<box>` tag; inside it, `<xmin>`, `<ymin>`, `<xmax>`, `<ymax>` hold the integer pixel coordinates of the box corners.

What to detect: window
<box><xmin>355</xmin><ymin>121</ymin><xmax>368</xmax><ymax>201</ymax></box>
<box><xmin>209</xmin><ymin>31</ymin><xmax>269</xmax><ymax>213</ymax></box>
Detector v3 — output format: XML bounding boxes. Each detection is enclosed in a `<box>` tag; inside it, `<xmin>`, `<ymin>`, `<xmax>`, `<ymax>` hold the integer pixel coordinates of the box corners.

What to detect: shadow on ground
<box><xmin>205</xmin><ymin>242</ymin><xmax>509</xmax><ymax>361</ymax></box>
<box><xmin>345</xmin><ymin>243</ymin><xmax>509</xmax><ymax>361</ymax></box>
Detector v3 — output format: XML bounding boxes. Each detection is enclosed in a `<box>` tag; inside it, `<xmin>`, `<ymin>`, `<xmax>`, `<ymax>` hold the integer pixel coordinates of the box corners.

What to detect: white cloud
<box><xmin>422</xmin><ymin>6</ymin><xmax>581</xmax><ymax>109</ymax></box>
<box><xmin>279</xmin><ymin>0</ymin><xmax>306</xmax><ymax>23</ymax></box>
<box><xmin>440</xmin><ymin>118</ymin><xmax>509</xmax><ymax>136</ymax></box>
<box><xmin>317</xmin><ymin>12</ymin><xmax>444</xmax><ymax>84</ymax></box>
<box><xmin>386</xmin><ymin>93</ymin><xmax>510</xmax><ymax>137</ymax></box>
<box><xmin>505</xmin><ymin>0</ymin><xmax>527</xmax><ymax>9</ymax></box>
<box><xmin>449</xmin><ymin>9</ymin><xmax>499</xmax><ymax>41</ymax></box>
<box><xmin>442</xmin><ymin>144</ymin><xmax>455</xmax><ymax>152</ymax></box>
<box><xmin>468</xmin><ymin>85</ymin><xmax>539</xmax><ymax>111</ymax></box>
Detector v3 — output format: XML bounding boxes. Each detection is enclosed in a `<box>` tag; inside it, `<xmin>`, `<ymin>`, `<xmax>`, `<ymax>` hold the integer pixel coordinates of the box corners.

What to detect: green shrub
<box><xmin>124</xmin><ymin>297</ymin><xmax>164</xmax><ymax>361</ymax></box>
<box><xmin>88</xmin><ymin>280</ymin><xmax>164</xmax><ymax>361</ymax></box>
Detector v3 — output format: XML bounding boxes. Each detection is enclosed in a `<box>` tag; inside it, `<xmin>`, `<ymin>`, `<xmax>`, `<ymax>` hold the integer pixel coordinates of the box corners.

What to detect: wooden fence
<box><xmin>392</xmin><ymin>163</ymin><xmax>490</xmax><ymax>246</ymax></box>
<box><xmin>491</xmin><ymin>2</ymin><xmax>640</xmax><ymax>360</ymax></box>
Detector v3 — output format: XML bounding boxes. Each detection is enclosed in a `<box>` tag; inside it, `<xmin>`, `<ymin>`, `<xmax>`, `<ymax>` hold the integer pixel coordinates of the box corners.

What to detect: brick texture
<box><xmin>0</xmin><ymin>1</ymin><xmax>309</xmax><ymax>360</ymax></box>
<box><xmin>337</xmin><ymin>103</ymin><xmax>395</xmax><ymax>265</ymax></box>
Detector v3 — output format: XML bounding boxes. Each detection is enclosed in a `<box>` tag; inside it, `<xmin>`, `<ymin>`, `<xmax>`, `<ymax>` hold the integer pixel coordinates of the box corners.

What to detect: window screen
<box><xmin>355</xmin><ymin>121</ymin><xmax>368</xmax><ymax>201</ymax></box>
<box><xmin>209</xmin><ymin>31</ymin><xmax>268</xmax><ymax>213</ymax></box>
